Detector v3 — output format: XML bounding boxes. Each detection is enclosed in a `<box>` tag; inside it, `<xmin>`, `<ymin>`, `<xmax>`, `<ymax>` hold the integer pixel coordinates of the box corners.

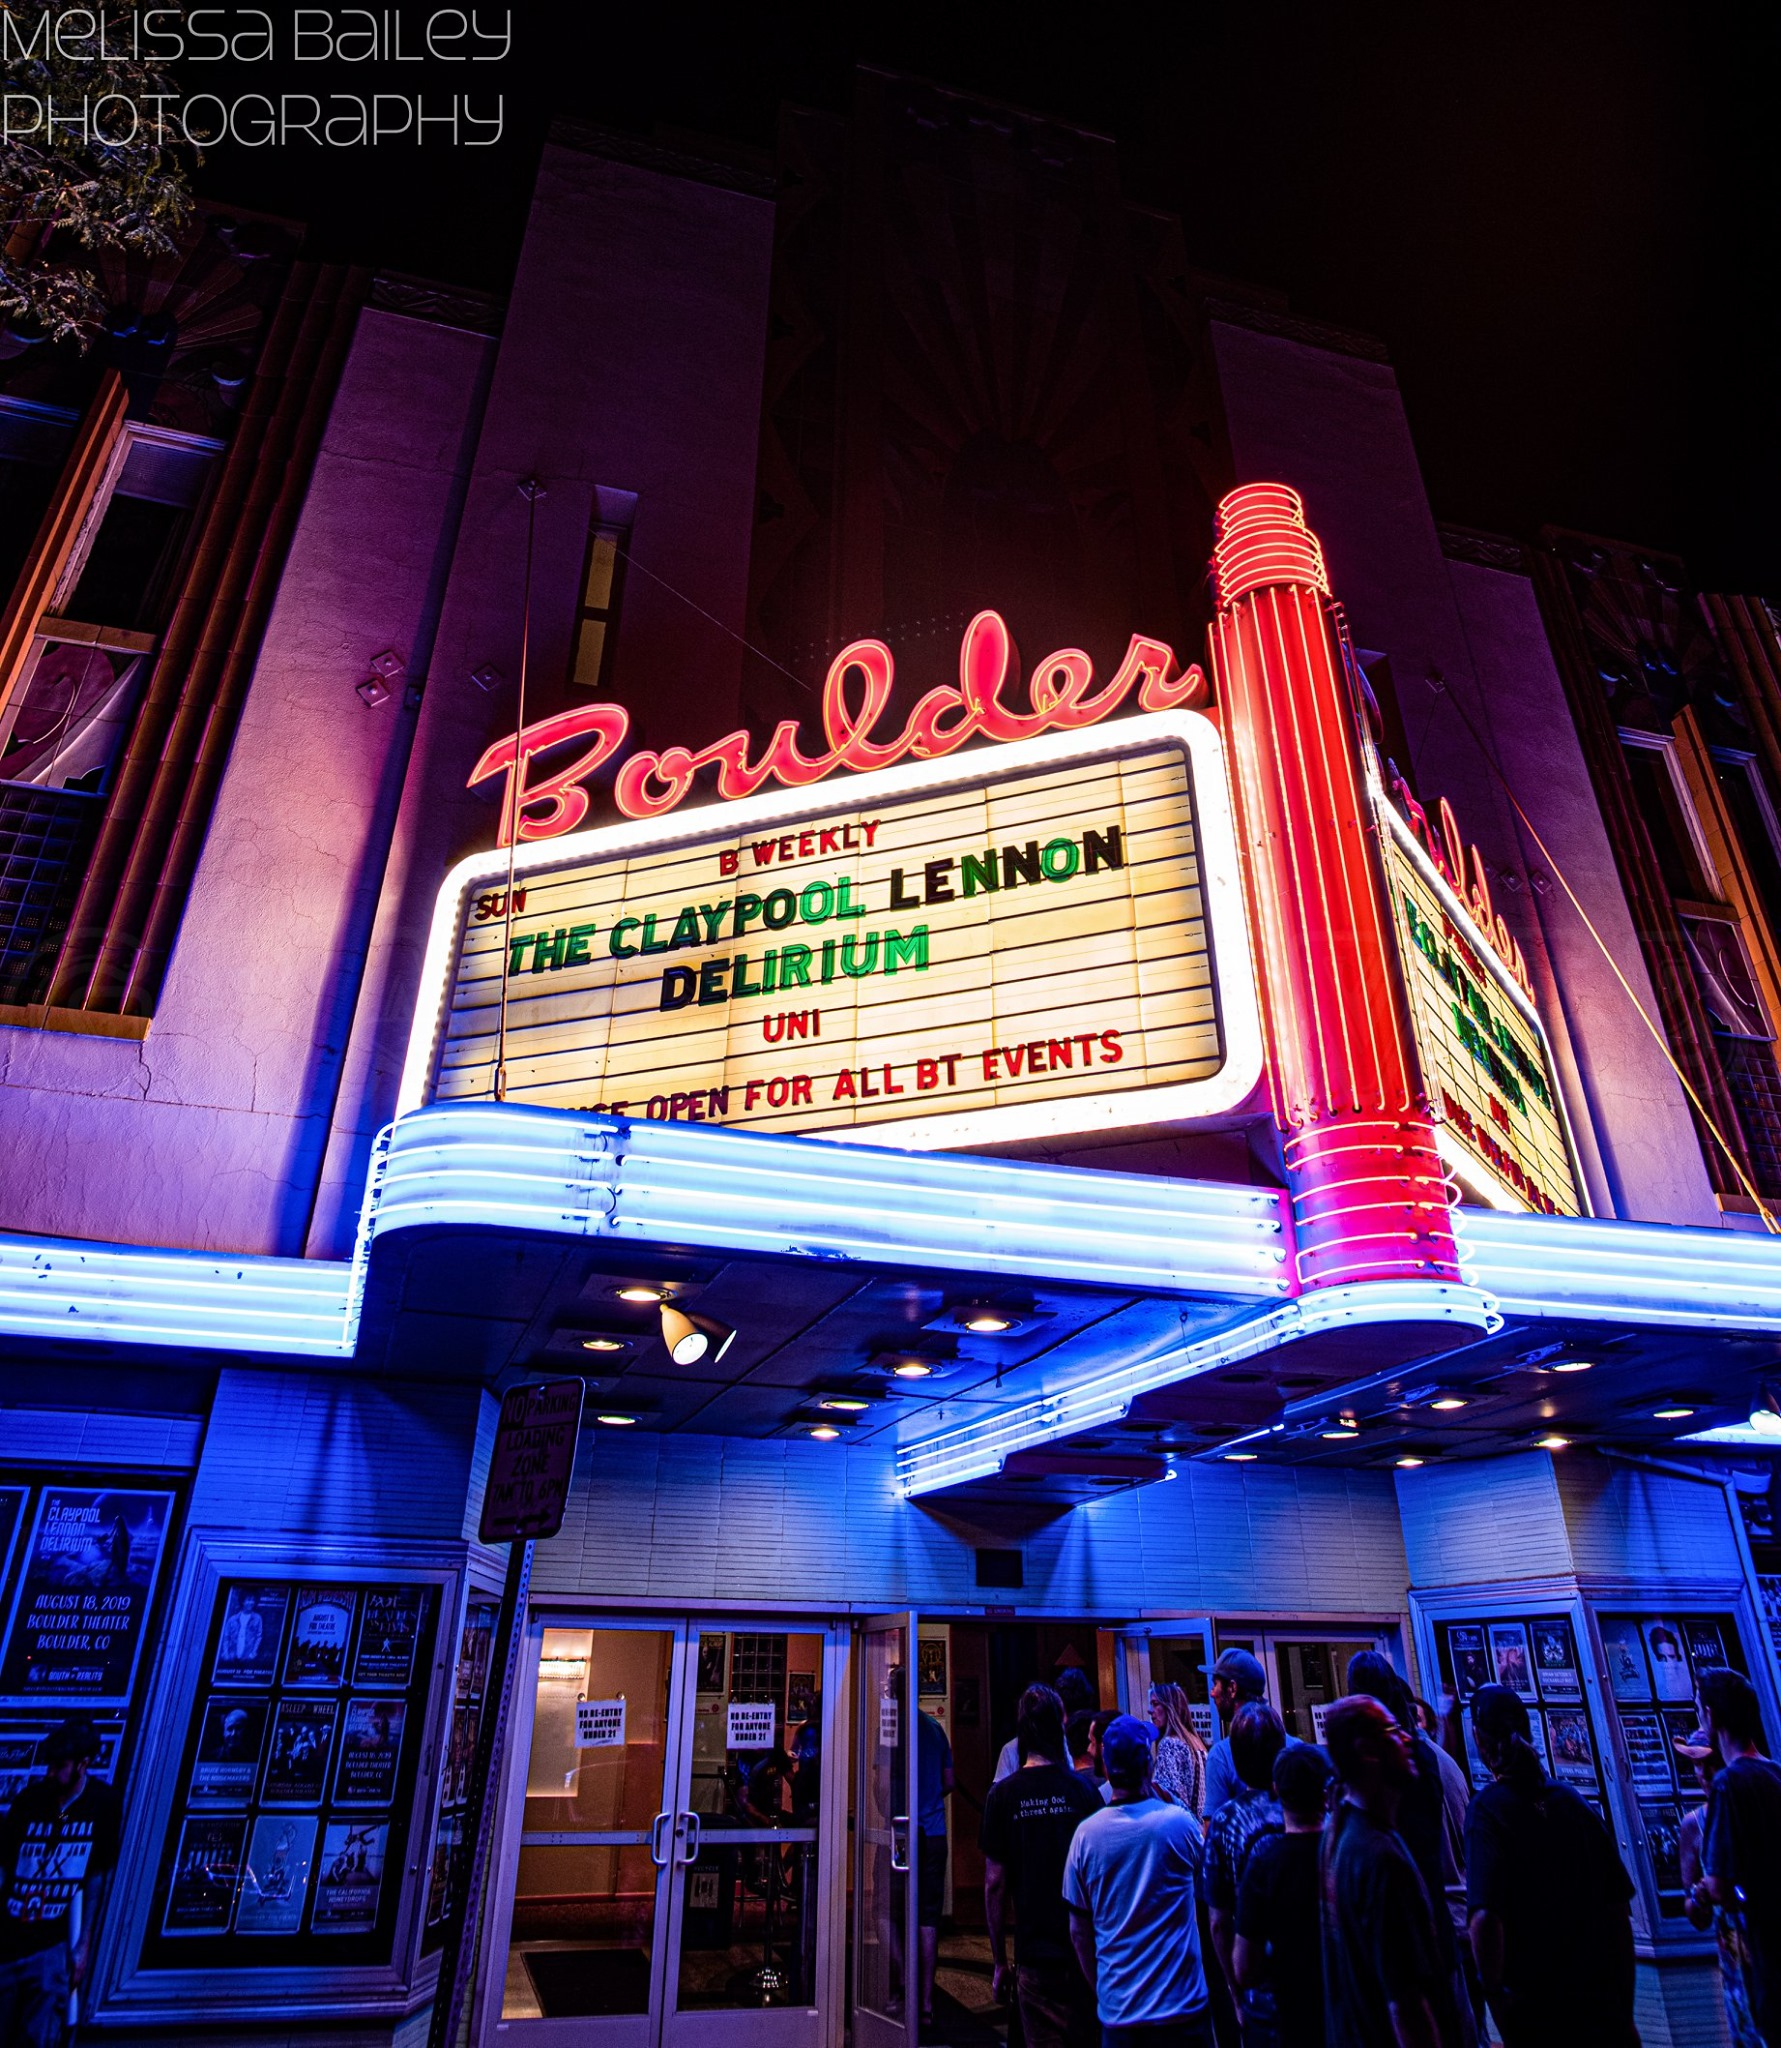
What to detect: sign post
<box><xmin>428</xmin><ymin>1378</ymin><xmax>585</xmax><ymax>2048</ymax></box>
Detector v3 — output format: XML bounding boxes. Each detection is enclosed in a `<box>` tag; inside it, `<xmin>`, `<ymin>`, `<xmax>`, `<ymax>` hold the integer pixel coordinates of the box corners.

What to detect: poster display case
<box><xmin>1412</xmin><ymin>1578</ymin><xmax>1778</xmax><ymax>1950</ymax></box>
<box><xmin>94</xmin><ymin>1538</ymin><xmax>464</xmax><ymax>2029</ymax></box>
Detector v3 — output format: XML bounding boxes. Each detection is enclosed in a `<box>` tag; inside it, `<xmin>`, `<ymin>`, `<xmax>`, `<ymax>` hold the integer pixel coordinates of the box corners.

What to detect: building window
<box><xmin>1620</xmin><ymin>732</ymin><xmax>1716</xmax><ymax>903</ymax></box>
<box><xmin>569</xmin><ymin>509</ymin><xmax>631</xmax><ymax>692</ymax></box>
<box><xmin>1713</xmin><ymin>751</ymin><xmax>1781</xmax><ymax>941</ymax></box>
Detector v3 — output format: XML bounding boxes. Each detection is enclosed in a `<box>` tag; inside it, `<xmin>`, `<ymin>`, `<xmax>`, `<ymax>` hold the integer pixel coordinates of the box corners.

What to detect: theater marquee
<box><xmin>401</xmin><ymin>713</ymin><xmax>1262</xmax><ymax>1149</ymax></box>
<box><xmin>1376</xmin><ymin>782</ymin><xmax>1584</xmax><ymax>1216</ymax></box>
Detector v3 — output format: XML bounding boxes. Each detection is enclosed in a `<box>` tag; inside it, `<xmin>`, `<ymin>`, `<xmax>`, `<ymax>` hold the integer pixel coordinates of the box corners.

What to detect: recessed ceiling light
<box><xmin>1321</xmin><ymin>1426</ymin><xmax>1359</xmax><ymax>1440</ymax></box>
<box><xmin>891</xmin><ymin>1360</ymin><xmax>934</xmax><ymax>1379</ymax></box>
<box><xmin>961</xmin><ymin>1307</ymin><xmax>1015</xmax><ymax>1334</ymax></box>
<box><xmin>810</xmin><ymin>1425</ymin><xmax>841</xmax><ymax>1441</ymax></box>
<box><xmin>1430</xmin><ymin>1396</ymin><xmax>1468</xmax><ymax>1411</ymax></box>
<box><xmin>1653</xmin><ymin>1404</ymin><xmax>1695</xmax><ymax>1420</ymax></box>
<box><xmin>1537</xmin><ymin>1433</ymin><xmax>1569</xmax><ymax>1450</ymax></box>
<box><xmin>617</xmin><ymin>1284</ymin><xmax>665</xmax><ymax>1304</ymax></box>
<box><xmin>1552</xmin><ymin>1360</ymin><xmax>1594</xmax><ymax>1373</ymax></box>
<box><xmin>1223</xmin><ymin>1452</ymin><xmax>1258</xmax><ymax>1462</ymax></box>
<box><xmin>581</xmin><ymin>1336</ymin><xmax>627</xmax><ymax>1353</ymax></box>
<box><xmin>821</xmin><ymin>1397</ymin><xmax>871</xmax><ymax>1412</ymax></box>
<box><xmin>1397</xmin><ymin>1456</ymin><xmax>1425</xmax><ymax>1468</ymax></box>
<box><xmin>595</xmin><ymin>1413</ymin><xmax>638</xmax><ymax>1427</ymax></box>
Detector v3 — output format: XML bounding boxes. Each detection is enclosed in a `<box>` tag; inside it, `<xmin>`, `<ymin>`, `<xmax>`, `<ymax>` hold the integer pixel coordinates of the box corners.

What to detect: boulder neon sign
<box><xmin>467</xmin><ymin>609</ymin><xmax>1206</xmax><ymax>843</ymax></box>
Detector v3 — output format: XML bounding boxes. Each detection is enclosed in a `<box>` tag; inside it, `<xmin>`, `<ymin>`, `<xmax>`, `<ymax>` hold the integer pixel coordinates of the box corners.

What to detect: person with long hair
<box><xmin>1465</xmin><ymin>1683</ymin><xmax>1636</xmax><ymax>2047</ymax></box>
<box><xmin>1148</xmin><ymin>1682</ymin><xmax>1209</xmax><ymax>1815</ymax></box>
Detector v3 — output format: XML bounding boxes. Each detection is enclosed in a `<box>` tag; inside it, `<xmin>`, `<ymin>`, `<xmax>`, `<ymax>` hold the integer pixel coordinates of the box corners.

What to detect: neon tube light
<box><xmin>895</xmin><ymin>1276</ymin><xmax>1499</xmax><ymax>1495</ymax></box>
<box><xmin>466</xmin><ymin>609</ymin><xmax>1209</xmax><ymax>841</ymax></box>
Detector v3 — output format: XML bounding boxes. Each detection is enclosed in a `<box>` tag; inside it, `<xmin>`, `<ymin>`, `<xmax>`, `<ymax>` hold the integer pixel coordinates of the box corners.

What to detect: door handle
<box><xmin>649</xmin><ymin>1810</ymin><xmax>672</xmax><ymax>1868</ymax></box>
<box><xmin>675</xmin><ymin>1811</ymin><xmax>702</xmax><ymax>1865</ymax></box>
<box><xmin>890</xmin><ymin>1813</ymin><xmax>910</xmax><ymax>1873</ymax></box>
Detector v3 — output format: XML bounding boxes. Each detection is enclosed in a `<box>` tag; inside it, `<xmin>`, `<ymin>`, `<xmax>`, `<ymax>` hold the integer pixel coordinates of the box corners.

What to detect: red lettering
<box><xmin>982</xmin><ymin>1049</ymin><xmax>1001</xmax><ymax>1082</ymax></box>
<box><xmin>1003</xmin><ymin>1044</ymin><xmax>1027</xmax><ymax>1076</ymax></box>
<box><xmin>832</xmin><ymin>1069</ymin><xmax>857</xmax><ymax>1100</ymax></box>
<box><xmin>792</xmin><ymin>1074</ymin><xmax>813</xmax><ymax>1105</ymax></box>
<box><xmin>860</xmin><ymin>1068</ymin><xmax>880</xmax><ymax>1098</ymax></box>
<box><xmin>752</xmin><ymin>840</ymin><xmax>779</xmax><ymax>866</ymax></box>
<box><xmin>798</xmin><ymin>832</ymin><xmax>815</xmax><ymax>857</ymax></box>
<box><xmin>884</xmin><ymin>1064</ymin><xmax>905</xmax><ymax>1096</ymax></box>
<box><xmin>1026</xmin><ymin>1039</ymin><xmax>1047</xmax><ymax>1073</ymax></box>
<box><xmin>469</xmin><ymin>614</ymin><xmax>1192</xmax><ymax>836</ymax></box>
<box><xmin>916</xmin><ymin>1059</ymin><xmax>939</xmax><ymax>1090</ymax></box>
<box><xmin>1099</xmin><ymin>1029</ymin><xmax>1123</xmax><ymax>1064</ymax></box>
<box><xmin>820</xmin><ymin>828</ymin><xmax>840</xmax><ymax>855</ymax></box>
<box><xmin>778</xmin><ymin>836</ymin><xmax>796</xmax><ymax>861</ymax></box>
<box><xmin>745</xmin><ymin>1080</ymin><xmax>764</xmax><ymax>1110</ymax></box>
<box><xmin>719</xmin><ymin>848</ymin><xmax>740</xmax><ymax>877</ymax></box>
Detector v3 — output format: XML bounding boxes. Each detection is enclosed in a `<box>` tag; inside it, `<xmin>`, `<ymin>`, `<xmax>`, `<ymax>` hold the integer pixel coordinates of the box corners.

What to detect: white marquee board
<box><xmin>402</xmin><ymin>713</ymin><xmax>1262</xmax><ymax>1151</ymax></box>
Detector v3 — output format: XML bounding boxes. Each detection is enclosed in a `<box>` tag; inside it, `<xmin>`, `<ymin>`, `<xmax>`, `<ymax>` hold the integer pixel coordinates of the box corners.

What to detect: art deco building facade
<box><xmin>0</xmin><ymin>70</ymin><xmax>1777</xmax><ymax>2048</ymax></box>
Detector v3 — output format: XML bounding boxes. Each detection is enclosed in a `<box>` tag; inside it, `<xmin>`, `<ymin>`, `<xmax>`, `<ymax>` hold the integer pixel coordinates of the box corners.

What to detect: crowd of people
<box><xmin>962</xmin><ymin>1649</ymin><xmax>1781</xmax><ymax>2048</ymax></box>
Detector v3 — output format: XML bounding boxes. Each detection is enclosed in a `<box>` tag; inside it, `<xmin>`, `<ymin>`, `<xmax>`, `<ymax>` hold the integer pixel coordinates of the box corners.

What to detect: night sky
<box><xmin>195</xmin><ymin>3</ymin><xmax>1780</xmax><ymax>592</ymax></box>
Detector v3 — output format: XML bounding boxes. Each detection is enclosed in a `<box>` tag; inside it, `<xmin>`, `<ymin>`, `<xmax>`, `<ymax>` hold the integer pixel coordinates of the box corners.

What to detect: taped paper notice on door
<box><xmin>879</xmin><ymin>1696</ymin><xmax>899</xmax><ymax>1748</ymax></box>
<box><xmin>1310</xmin><ymin>1702</ymin><xmax>1331</xmax><ymax>1743</ymax></box>
<box><xmin>576</xmin><ymin>1698</ymin><xmax>626</xmax><ymax>1748</ymax></box>
<box><xmin>727</xmin><ymin>1701</ymin><xmax>775</xmax><ymax>1750</ymax></box>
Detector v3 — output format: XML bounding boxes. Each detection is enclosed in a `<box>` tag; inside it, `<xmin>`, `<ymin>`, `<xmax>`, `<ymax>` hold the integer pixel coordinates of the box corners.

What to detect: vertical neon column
<box><xmin>1209</xmin><ymin>483</ymin><xmax>1459</xmax><ymax>1288</ymax></box>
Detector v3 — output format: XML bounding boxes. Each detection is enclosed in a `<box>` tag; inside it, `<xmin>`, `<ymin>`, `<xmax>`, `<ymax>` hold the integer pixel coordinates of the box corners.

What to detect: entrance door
<box><xmin>1255</xmin><ymin>1631</ymin><xmax>1393</xmax><ymax>1745</ymax></box>
<box><xmin>483</xmin><ymin>1617</ymin><xmax>842</xmax><ymax>2048</ymax></box>
<box><xmin>852</xmin><ymin>1613</ymin><xmax>918</xmax><ymax>2048</ymax></box>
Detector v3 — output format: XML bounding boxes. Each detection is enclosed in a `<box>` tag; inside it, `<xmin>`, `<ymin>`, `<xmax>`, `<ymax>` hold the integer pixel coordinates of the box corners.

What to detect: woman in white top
<box><xmin>1147</xmin><ymin>1681</ymin><xmax>1208</xmax><ymax>1814</ymax></box>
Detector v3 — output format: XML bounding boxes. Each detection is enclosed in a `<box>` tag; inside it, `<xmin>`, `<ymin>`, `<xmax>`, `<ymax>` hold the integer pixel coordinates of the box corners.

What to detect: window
<box><xmin>568</xmin><ymin>504</ymin><xmax>633</xmax><ymax>693</ymax></box>
<box><xmin>1714</xmin><ymin>752</ymin><xmax>1781</xmax><ymax>941</ymax></box>
<box><xmin>1620</xmin><ymin>733</ymin><xmax>1716</xmax><ymax>902</ymax></box>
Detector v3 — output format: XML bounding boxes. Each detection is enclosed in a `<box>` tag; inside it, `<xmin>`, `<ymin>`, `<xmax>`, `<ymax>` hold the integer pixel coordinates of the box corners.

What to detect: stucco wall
<box><xmin>0</xmin><ymin>307</ymin><xmax>492</xmax><ymax>1255</ymax></box>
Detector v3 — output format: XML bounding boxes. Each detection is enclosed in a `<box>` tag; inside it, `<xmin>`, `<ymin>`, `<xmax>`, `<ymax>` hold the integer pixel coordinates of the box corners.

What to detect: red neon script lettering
<box><xmin>469</xmin><ymin>611</ymin><xmax>1205</xmax><ymax>843</ymax></box>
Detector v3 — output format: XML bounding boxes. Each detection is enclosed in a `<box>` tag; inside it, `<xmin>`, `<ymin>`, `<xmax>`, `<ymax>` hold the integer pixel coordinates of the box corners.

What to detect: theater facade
<box><xmin>2</xmin><ymin>71</ymin><xmax>1781</xmax><ymax>2048</ymax></box>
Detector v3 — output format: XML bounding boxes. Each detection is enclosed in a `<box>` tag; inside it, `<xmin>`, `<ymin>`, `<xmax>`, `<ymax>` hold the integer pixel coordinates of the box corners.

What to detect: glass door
<box><xmin>853</xmin><ymin>1613</ymin><xmax>917</xmax><ymax>2048</ymax></box>
<box><xmin>489</xmin><ymin>1619</ymin><xmax>686</xmax><ymax>2044</ymax></box>
<box><xmin>1257</xmin><ymin>1630</ymin><xmax>1394</xmax><ymax>1745</ymax></box>
<box><xmin>1119</xmin><ymin>1620</ymin><xmax>1216</xmax><ymax>1738</ymax></box>
<box><xmin>659</xmin><ymin>1624</ymin><xmax>836</xmax><ymax>2048</ymax></box>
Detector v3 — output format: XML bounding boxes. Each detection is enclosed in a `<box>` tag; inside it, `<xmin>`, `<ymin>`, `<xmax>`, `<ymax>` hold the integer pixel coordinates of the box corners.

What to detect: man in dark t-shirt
<box><xmin>1321</xmin><ymin>1696</ymin><xmax>1458</xmax><ymax>2048</ymax></box>
<box><xmin>0</xmin><ymin>1720</ymin><xmax>123</xmax><ymax>2048</ymax></box>
<box><xmin>1700</xmin><ymin>1665</ymin><xmax>1781</xmax><ymax>2043</ymax></box>
<box><xmin>1235</xmin><ymin>1741</ymin><xmax>1331</xmax><ymax>2048</ymax></box>
<box><xmin>1464</xmin><ymin>1684</ymin><xmax>1635</xmax><ymax>2048</ymax></box>
<box><xmin>982</xmin><ymin>1684</ymin><xmax>1101</xmax><ymax>2048</ymax></box>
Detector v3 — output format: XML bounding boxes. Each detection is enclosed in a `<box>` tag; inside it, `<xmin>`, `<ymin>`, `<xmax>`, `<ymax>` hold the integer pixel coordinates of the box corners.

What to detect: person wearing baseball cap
<box><xmin>1063</xmin><ymin>1714</ymin><xmax>1212</xmax><ymax>2043</ymax></box>
<box><xmin>1201</xmin><ymin>1648</ymin><xmax>1267</xmax><ymax>1816</ymax></box>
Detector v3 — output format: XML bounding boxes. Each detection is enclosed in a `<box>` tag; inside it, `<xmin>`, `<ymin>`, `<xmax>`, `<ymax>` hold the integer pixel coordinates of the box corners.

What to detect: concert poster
<box><xmin>1446</xmin><ymin>1624</ymin><xmax>1491</xmax><ymax>1700</ymax></box>
<box><xmin>188</xmin><ymin>1696</ymin><xmax>269</xmax><ymax>1805</ymax></box>
<box><xmin>352</xmin><ymin>1588</ymin><xmax>426</xmax><ymax>1690</ymax></box>
<box><xmin>1489</xmin><ymin>1621</ymin><xmax>1537</xmax><ymax>1702</ymax></box>
<box><xmin>1530</xmin><ymin>1619</ymin><xmax>1581</xmax><ymax>1701</ymax></box>
<box><xmin>282</xmin><ymin>1589</ymin><xmax>357</xmax><ymax>1688</ymax></box>
<box><xmin>235</xmin><ymin>1814</ymin><xmax>318</xmax><ymax>1936</ymax></box>
<box><xmin>1642</xmin><ymin>1619</ymin><xmax>1694</xmax><ymax>1703</ymax></box>
<box><xmin>332</xmin><ymin>1698</ymin><xmax>406</xmax><ymax>1807</ymax></box>
<box><xmin>1621</xmin><ymin>1710</ymin><xmax>1675</xmax><ymax>1799</ymax></box>
<box><xmin>212</xmin><ymin>1585</ymin><xmax>290</xmax><ymax>1687</ymax></box>
<box><xmin>311</xmin><ymin>1820</ymin><xmax>389</xmax><ymax>1935</ymax></box>
<box><xmin>1546</xmin><ymin>1708</ymin><xmax>1597</xmax><ymax>1788</ymax></box>
<box><xmin>162</xmin><ymin>1817</ymin><xmax>246</xmax><ymax>1936</ymax></box>
<box><xmin>261</xmin><ymin>1698</ymin><xmax>339</xmax><ymax>1806</ymax></box>
<box><xmin>1598</xmin><ymin>1618</ymin><xmax>1651</xmax><ymax>1702</ymax></box>
<box><xmin>0</xmin><ymin>1487</ymin><xmax>174</xmax><ymax>1705</ymax></box>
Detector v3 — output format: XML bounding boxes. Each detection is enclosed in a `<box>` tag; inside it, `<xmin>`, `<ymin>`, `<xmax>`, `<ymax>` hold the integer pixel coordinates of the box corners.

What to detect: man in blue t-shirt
<box><xmin>1064</xmin><ymin>1714</ymin><xmax>1211</xmax><ymax>2045</ymax></box>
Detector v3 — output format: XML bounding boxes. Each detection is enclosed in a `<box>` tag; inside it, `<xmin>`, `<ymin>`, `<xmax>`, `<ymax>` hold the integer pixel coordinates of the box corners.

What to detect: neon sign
<box><xmin>466</xmin><ymin>609</ymin><xmax>1206</xmax><ymax>842</ymax></box>
<box><xmin>1383</xmin><ymin>766</ymin><xmax>1532</xmax><ymax>1000</ymax></box>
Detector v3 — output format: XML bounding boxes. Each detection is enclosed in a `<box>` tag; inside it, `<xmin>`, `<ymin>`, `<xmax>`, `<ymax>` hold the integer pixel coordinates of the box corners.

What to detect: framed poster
<box><xmin>1642</xmin><ymin>1620</ymin><xmax>1693</xmax><ymax>1703</ymax></box>
<box><xmin>311</xmin><ymin>1820</ymin><xmax>388</xmax><ymax>1934</ymax></box>
<box><xmin>332</xmin><ymin>1701</ymin><xmax>406</xmax><ymax>1807</ymax></box>
<box><xmin>212</xmin><ymin>1587</ymin><xmax>289</xmax><ymax>1688</ymax></box>
<box><xmin>1598</xmin><ymin>1619</ymin><xmax>1650</xmax><ymax>1702</ymax></box>
<box><xmin>260</xmin><ymin>1699</ymin><xmax>338</xmax><ymax>1807</ymax></box>
<box><xmin>1621</xmin><ymin>1710</ymin><xmax>1674</xmax><ymax>1799</ymax></box>
<box><xmin>1546</xmin><ymin>1708</ymin><xmax>1597</xmax><ymax>1788</ymax></box>
<box><xmin>1643</xmin><ymin>1804</ymin><xmax>1684</xmax><ymax>1896</ymax></box>
<box><xmin>1489</xmin><ymin>1622</ymin><xmax>1537</xmax><ymax>1702</ymax></box>
<box><xmin>235</xmin><ymin>1814</ymin><xmax>317</xmax><ymax>1936</ymax></box>
<box><xmin>162</xmin><ymin>1818</ymin><xmax>246</xmax><ymax>1936</ymax></box>
<box><xmin>0</xmin><ymin>1488</ymin><xmax>27</xmax><ymax>1602</ymax></box>
<box><xmin>1683</xmin><ymin>1619</ymin><xmax>1728</xmax><ymax>1676</ymax></box>
<box><xmin>1531</xmin><ymin>1619</ymin><xmax>1581</xmax><ymax>1702</ymax></box>
<box><xmin>696</xmin><ymin>1633</ymin><xmax>727</xmax><ymax>1694</ymax></box>
<box><xmin>0</xmin><ymin>1488</ymin><xmax>175</xmax><ymax>1707</ymax></box>
<box><xmin>1447</xmin><ymin>1624</ymin><xmax>1491</xmax><ymax>1700</ymax></box>
<box><xmin>918</xmin><ymin>1638</ymin><xmax>947</xmax><ymax>1698</ymax></box>
<box><xmin>187</xmin><ymin>1699</ymin><xmax>268</xmax><ymax>1806</ymax></box>
<box><xmin>352</xmin><ymin>1590</ymin><xmax>425</xmax><ymax>1690</ymax></box>
<box><xmin>283</xmin><ymin>1591</ymin><xmax>357</xmax><ymax>1688</ymax></box>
